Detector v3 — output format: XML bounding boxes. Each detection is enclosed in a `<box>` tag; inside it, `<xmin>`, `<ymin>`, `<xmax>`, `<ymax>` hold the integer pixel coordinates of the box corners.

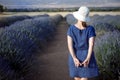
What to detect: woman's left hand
<box><xmin>82</xmin><ymin>58</ymin><xmax>90</xmax><ymax>67</ymax></box>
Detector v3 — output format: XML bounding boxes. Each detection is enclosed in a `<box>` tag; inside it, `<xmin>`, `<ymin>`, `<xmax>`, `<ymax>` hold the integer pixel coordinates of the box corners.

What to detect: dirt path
<box><xmin>29</xmin><ymin>19</ymin><xmax>72</xmax><ymax>80</ymax></box>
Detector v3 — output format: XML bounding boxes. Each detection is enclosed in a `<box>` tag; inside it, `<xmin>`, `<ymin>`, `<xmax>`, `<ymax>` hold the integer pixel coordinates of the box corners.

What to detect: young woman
<box><xmin>67</xmin><ymin>6</ymin><xmax>99</xmax><ymax>80</ymax></box>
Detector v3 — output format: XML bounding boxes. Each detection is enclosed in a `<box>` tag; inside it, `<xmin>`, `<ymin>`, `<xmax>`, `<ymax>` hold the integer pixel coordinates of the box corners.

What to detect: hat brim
<box><xmin>73</xmin><ymin>11</ymin><xmax>90</xmax><ymax>22</ymax></box>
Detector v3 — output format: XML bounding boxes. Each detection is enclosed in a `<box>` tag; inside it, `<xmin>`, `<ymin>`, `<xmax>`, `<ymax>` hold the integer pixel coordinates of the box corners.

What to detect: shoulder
<box><xmin>87</xmin><ymin>25</ymin><xmax>95</xmax><ymax>31</ymax></box>
<box><xmin>69</xmin><ymin>25</ymin><xmax>74</xmax><ymax>29</ymax></box>
<box><xmin>68</xmin><ymin>25</ymin><xmax>75</xmax><ymax>31</ymax></box>
<box><xmin>67</xmin><ymin>25</ymin><xmax>75</xmax><ymax>37</ymax></box>
<box><xmin>67</xmin><ymin>25</ymin><xmax>74</xmax><ymax>33</ymax></box>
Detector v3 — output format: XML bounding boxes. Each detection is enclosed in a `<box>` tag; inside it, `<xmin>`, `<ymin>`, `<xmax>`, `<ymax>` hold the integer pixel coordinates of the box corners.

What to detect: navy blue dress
<box><xmin>67</xmin><ymin>25</ymin><xmax>99</xmax><ymax>78</ymax></box>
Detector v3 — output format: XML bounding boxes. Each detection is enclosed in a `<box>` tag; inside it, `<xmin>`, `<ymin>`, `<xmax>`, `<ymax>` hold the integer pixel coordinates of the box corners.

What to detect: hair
<box><xmin>82</xmin><ymin>21</ymin><xmax>87</xmax><ymax>27</ymax></box>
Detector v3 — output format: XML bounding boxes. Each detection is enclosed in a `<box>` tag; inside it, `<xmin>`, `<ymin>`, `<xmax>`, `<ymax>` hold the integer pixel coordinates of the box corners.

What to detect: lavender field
<box><xmin>0</xmin><ymin>0</ymin><xmax>120</xmax><ymax>80</ymax></box>
<box><xmin>0</xmin><ymin>14</ymin><xmax>63</xmax><ymax>80</ymax></box>
<box><xmin>0</xmin><ymin>13</ymin><xmax>120</xmax><ymax>80</ymax></box>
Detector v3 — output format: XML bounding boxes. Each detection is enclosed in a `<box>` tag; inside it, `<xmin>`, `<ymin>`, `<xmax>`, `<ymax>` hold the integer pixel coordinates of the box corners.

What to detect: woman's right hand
<box><xmin>73</xmin><ymin>57</ymin><xmax>82</xmax><ymax>68</ymax></box>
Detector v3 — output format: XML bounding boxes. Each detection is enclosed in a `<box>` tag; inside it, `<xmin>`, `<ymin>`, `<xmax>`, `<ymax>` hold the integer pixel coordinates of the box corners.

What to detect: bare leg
<box><xmin>74</xmin><ymin>77</ymin><xmax>81</xmax><ymax>80</ymax></box>
<box><xmin>81</xmin><ymin>78</ymin><xmax>88</xmax><ymax>80</ymax></box>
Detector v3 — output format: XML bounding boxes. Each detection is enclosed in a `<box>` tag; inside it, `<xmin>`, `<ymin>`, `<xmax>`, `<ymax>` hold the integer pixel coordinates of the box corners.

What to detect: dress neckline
<box><xmin>73</xmin><ymin>25</ymin><xmax>89</xmax><ymax>31</ymax></box>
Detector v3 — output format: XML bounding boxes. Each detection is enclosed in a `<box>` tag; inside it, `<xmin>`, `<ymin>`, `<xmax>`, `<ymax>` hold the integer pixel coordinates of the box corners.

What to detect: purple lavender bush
<box><xmin>65</xmin><ymin>14</ymin><xmax>77</xmax><ymax>25</ymax></box>
<box><xmin>90</xmin><ymin>15</ymin><xmax>120</xmax><ymax>30</ymax></box>
<box><xmin>0</xmin><ymin>15</ymin><xmax>31</xmax><ymax>28</ymax></box>
<box><xmin>93</xmin><ymin>22</ymin><xmax>116</xmax><ymax>37</ymax></box>
<box><xmin>95</xmin><ymin>30</ymin><xmax>120</xmax><ymax>80</ymax></box>
<box><xmin>50</xmin><ymin>14</ymin><xmax>63</xmax><ymax>25</ymax></box>
<box><xmin>31</xmin><ymin>14</ymin><xmax>49</xmax><ymax>18</ymax></box>
<box><xmin>0</xmin><ymin>14</ymin><xmax>62</xmax><ymax>80</ymax></box>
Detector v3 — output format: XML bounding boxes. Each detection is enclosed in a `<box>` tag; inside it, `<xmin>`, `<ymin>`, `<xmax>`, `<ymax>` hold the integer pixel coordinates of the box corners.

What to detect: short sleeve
<box><xmin>67</xmin><ymin>26</ymin><xmax>73</xmax><ymax>38</ymax></box>
<box><xmin>88</xmin><ymin>26</ymin><xmax>96</xmax><ymax>38</ymax></box>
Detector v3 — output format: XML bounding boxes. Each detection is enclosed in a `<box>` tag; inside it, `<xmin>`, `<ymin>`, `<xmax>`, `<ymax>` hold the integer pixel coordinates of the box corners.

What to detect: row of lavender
<box><xmin>0</xmin><ymin>14</ymin><xmax>50</xmax><ymax>28</ymax></box>
<box><xmin>92</xmin><ymin>15</ymin><xmax>120</xmax><ymax>80</ymax></box>
<box><xmin>66</xmin><ymin>14</ymin><xmax>120</xmax><ymax>80</ymax></box>
<box><xmin>0</xmin><ymin>14</ymin><xmax>63</xmax><ymax>80</ymax></box>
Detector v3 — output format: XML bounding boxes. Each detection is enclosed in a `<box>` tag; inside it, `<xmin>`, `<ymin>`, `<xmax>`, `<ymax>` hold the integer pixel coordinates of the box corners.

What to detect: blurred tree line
<box><xmin>0</xmin><ymin>4</ymin><xmax>7</xmax><ymax>12</ymax></box>
<box><xmin>0</xmin><ymin>4</ymin><xmax>120</xmax><ymax>12</ymax></box>
<box><xmin>6</xmin><ymin>7</ymin><xmax>120</xmax><ymax>12</ymax></box>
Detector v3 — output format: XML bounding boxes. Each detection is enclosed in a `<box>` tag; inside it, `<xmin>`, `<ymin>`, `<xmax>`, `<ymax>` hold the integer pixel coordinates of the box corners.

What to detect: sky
<box><xmin>0</xmin><ymin>0</ymin><xmax>120</xmax><ymax>9</ymax></box>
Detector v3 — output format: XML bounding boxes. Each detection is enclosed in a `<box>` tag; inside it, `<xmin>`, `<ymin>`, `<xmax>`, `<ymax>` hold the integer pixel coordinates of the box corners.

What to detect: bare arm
<box><xmin>82</xmin><ymin>37</ymin><xmax>95</xmax><ymax>67</ymax></box>
<box><xmin>67</xmin><ymin>35</ymin><xmax>82</xmax><ymax>67</ymax></box>
<box><xmin>67</xmin><ymin>36</ymin><xmax>76</xmax><ymax>58</ymax></box>
<box><xmin>87</xmin><ymin>37</ymin><xmax>95</xmax><ymax>59</ymax></box>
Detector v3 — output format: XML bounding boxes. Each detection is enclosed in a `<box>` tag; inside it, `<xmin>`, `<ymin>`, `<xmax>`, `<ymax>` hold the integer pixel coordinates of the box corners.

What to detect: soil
<box><xmin>26</xmin><ymin>19</ymin><xmax>71</xmax><ymax>80</ymax></box>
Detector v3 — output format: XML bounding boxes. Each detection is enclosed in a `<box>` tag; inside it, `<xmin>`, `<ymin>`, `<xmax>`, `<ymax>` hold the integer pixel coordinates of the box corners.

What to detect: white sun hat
<box><xmin>73</xmin><ymin>6</ymin><xmax>90</xmax><ymax>22</ymax></box>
